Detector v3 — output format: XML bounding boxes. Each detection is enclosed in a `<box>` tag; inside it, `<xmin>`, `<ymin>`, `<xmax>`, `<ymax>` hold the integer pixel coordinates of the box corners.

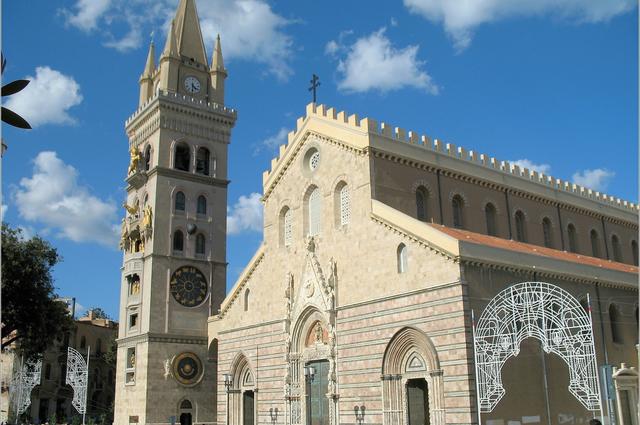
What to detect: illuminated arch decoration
<box><xmin>473</xmin><ymin>281</ymin><xmax>601</xmax><ymax>414</ymax></box>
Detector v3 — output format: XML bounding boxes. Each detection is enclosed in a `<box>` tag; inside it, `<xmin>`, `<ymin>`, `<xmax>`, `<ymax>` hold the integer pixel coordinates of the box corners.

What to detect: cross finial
<box><xmin>309</xmin><ymin>74</ymin><xmax>320</xmax><ymax>104</ymax></box>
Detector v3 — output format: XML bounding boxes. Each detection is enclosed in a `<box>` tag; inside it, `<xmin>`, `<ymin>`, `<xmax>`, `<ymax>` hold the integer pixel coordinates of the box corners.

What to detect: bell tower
<box><xmin>114</xmin><ymin>0</ymin><xmax>235</xmax><ymax>423</ymax></box>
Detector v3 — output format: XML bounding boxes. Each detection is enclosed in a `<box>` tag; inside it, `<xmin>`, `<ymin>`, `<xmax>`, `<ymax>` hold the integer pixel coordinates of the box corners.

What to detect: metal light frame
<box><xmin>472</xmin><ymin>281</ymin><xmax>602</xmax><ymax>416</ymax></box>
<box><xmin>10</xmin><ymin>356</ymin><xmax>42</xmax><ymax>420</ymax></box>
<box><xmin>66</xmin><ymin>346</ymin><xmax>90</xmax><ymax>424</ymax></box>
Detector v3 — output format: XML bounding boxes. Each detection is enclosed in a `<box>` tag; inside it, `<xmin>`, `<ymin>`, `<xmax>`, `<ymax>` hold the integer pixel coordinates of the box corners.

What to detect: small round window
<box><xmin>309</xmin><ymin>151</ymin><xmax>320</xmax><ymax>171</ymax></box>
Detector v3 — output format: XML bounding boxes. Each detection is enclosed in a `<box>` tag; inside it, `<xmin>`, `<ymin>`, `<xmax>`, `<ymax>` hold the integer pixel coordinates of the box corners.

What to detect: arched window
<box><xmin>542</xmin><ymin>218</ymin><xmax>553</xmax><ymax>248</ymax></box>
<box><xmin>174</xmin><ymin>143</ymin><xmax>190</xmax><ymax>171</ymax></box>
<box><xmin>308</xmin><ymin>187</ymin><xmax>321</xmax><ymax>236</ymax></box>
<box><xmin>590</xmin><ymin>229</ymin><xmax>601</xmax><ymax>258</ymax></box>
<box><xmin>197</xmin><ymin>195</ymin><xmax>207</xmax><ymax>215</ymax></box>
<box><xmin>567</xmin><ymin>224</ymin><xmax>578</xmax><ymax>253</ymax></box>
<box><xmin>195</xmin><ymin>234</ymin><xmax>206</xmax><ymax>256</ymax></box>
<box><xmin>80</xmin><ymin>336</ymin><xmax>86</xmax><ymax>349</ymax></box>
<box><xmin>180</xmin><ymin>400</ymin><xmax>192</xmax><ymax>410</ymax></box>
<box><xmin>612</xmin><ymin>235</ymin><xmax>623</xmax><ymax>262</ymax></box>
<box><xmin>514</xmin><ymin>210</ymin><xmax>526</xmax><ymax>242</ymax></box>
<box><xmin>485</xmin><ymin>203</ymin><xmax>497</xmax><ymax>236</ymax></box>
<box><xmin>173</xmin><ymin>230</ymin><xmax>184</xmax><ymax>252</ymax></box>
<box><xmin>415</xmin><ymin>187</ymin><xmax>428</xmax><ymax>222</ymax></box>
<box><xmin>175</xmin><ymin>191</ymin><xmax>186</xmax><ymax>212</ymax></box>
<box><xmin>244</xmin><ymin>289</ymin><xmax>250</xmax><ymax>312</ymax></box>
<box><xmin>397</xmin><ymin>244</ymin><xmax>407</xmax><ymax>274</ymax></box>
<box><xmin>609</xmin><ymin>304</ymin><xmax>622</xmax><ymax>343</ymax></box>
<box><xmin>144</xmin><ymin>145</ymin><xmax>151</xmax><ymax>171</ymax></box>
<box><xmin>339</xmin><ymin>184</ymin><xmax>350</xmax><ymax>226</ymax></box>
<box><xmin>280</xmin><ymin>207</ymin><xmax>292</xmax><ymax>247</ymax></box>
<box><xmin>632</xmin><ymin>240</ymin><xmax>638</xmax><ymax>266</ymax></box>
<box><xmin>452</xmin><ymin>195</ymin><xmax>464</xmax><ymax>229</ymax></box>
<box><xmin>196</xmin><ymin>147</ymin><xmax>210</xmax><ymax>175</ymax></box>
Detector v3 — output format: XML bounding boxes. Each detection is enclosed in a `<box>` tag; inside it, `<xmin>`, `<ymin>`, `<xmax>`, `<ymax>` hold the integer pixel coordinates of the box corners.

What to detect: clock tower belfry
<box><xmin>114</xmin><ymin>0</ymin><xmax>235</xmax><ymax>424</ymax></box>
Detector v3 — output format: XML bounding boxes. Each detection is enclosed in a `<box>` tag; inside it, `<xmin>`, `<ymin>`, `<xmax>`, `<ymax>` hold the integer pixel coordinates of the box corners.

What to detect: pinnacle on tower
<box><xmin>211</xmin><ymin>34</ymin><xmax>226</xmax><ymax>74</ymax></box>
<box><xmin>141</xmin><ymin>41</ymin><xmax>156</xmax><ymax>78</ymax></box>
<box><xmin>162</xmin><ymin>20</ymin><xmax>179</xmax><ymax>59</ymax></box>
<box><xmin>173</xmin><ymin>0</ymin><xmax>208</xmax><ymax>64</ymax></box>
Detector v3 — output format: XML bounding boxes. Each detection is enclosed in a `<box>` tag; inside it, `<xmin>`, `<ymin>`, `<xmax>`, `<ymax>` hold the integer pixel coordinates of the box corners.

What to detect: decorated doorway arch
<box><xmin>472</xmin><ymin>281</ymin><xmax>602</xmax><ymax>414</ymax></box>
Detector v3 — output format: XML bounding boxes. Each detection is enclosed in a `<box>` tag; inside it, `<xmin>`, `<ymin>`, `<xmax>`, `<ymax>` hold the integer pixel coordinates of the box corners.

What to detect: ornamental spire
<box><xmin>173</xmin><ymin>0</ymin><xmax>208</xmax><ymax>64</ymax></box>
<box><xmin>211</xmin><ymin>34</ymin><xmax>226</xmax><ymax>72</ymax></box>
<box><xmin>142</xmin><ymin>41</ymin><xmax>155</xmax><ymax>78</ymax></box>
<box><xmin>162</xmin><ymin>20</ymin><xmax>178</xmax><ymax>59</ymax></box>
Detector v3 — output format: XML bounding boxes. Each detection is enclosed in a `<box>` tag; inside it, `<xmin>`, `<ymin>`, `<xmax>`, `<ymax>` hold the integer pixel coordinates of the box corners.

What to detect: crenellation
<box><xmin>326</xmin><ymin>107</ymin><xmax>337</xmax><ymax>119</ymax></box>
<box><xmin>361</xmin><ymin>117</ymin><xmax>377</xmax><ymax>132</ymax></box>
<box><xmin>381</xmin><ymin>122</ymin><xmax>393</xmax><ymax>137</ymax></box>
<box><xmin>421</xmin><ymin>135</ymin><xmax>431</xmax><ymax>147</ymax></box>
<box><xmin>395</xmin><ymin>127</ymin><xmax>406</xmax><ymax>141</ymax></box>
<box><xmin>287</xmin><ymin>130</ymin><xmax>295</xmax><ymax>146</ymax></box>
<box><xmin>446</xmin><ymin>143</ymin><xmax>457</xmax><ymax>157</ymax></box>
<box><xmin>279</xmin><ymin>144</ymin><xmax>286</xmax><ymax>158</ymax></box>
<box><xmin>434</xmin><ymin>139</ymin><xmax>443</xmax><ymax>152</ymax></box>
<box><xmin>348</xmin><ymin>113</ymin><xmax>359</xmax><ymax>126</ymax></box>
<box><xmin>458</xmin><ymin>146</ymin><xmax>467</xmax><ymax>160</ymax></box>
<box><xmin>409</xmin><ymin>131</ymin><xmax>420</xmax><ymax>144</ymax></box>
<box><xmin>337</xmin><ymin>110</ymin><xmax>348</xmax><ymax>123</ymax></box>
<box><xmin>296</xmin><ymin>116</ymin><xmax>305</xmax><ymax>132</ymax></box>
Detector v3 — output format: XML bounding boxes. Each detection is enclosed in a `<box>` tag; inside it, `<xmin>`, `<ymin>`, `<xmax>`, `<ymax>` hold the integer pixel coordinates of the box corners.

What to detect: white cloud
<box><xmin>60</xmin><ymin>0</ymin><xmax>294</xmax><ymax>80</ymax></box>
<box><xmin>254</xmin><ymin>127</ymin><xmax>289</xmax><ymax>155</ymax></box>
<box><xmin>510</xmin><ymin>159</ymin><xmax>551</xmax><ymax>174</ymax></box>
<box><xmin>403</xmin><ymin>0</ymin><xmax>635</xmax><ymax>50</ymax></box>
<box><xmin>227</xmin><ymin>192</ymin><xmax>263</xmax><ymax>235</ymax></box>
<box><xmin>13</xmin><ymin>152</ymin><xmax>119</xmax><ymax>247</ymax></box>
<box><xmin>572</xmin><ymin>168</ymin><xmax>615</xmax><ymax>191</ymax></box>
<box><xmin>1</xmin><ymin>204</ymin><xmax>6</xmax><ymax>220</ymax></box>
<box><xmin>325</xmin><ymin>40</ymin><xmax>340</xmax><ymax>56</ymax></box>
<box><xmin>63</xmin><ymin>0</ymin><xmax>112</xmax><ymax>32</ymax></box>
<box><xmin>4</xmin><ymin>67</ymin><xmax>83</xmax><ymax>128</ymax></box>
<box><xmin>330</xmin><ymin>28</ymin><xmax>438</xmax><ymax>94</ymax></box>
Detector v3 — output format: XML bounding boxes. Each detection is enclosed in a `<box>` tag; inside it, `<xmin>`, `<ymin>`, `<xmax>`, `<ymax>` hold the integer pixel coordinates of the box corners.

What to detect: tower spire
<box><xmin>162</xmin><ymin>20</ymin><xmax>178</xmax><ymax>59</ymax></box>
<box><xmin>209</xmin><ymin>34</ymin><xmax>227</xmax><ymax>104</ymax></box>
<box><xmin>173</xmin><ymin>0</ymin><xmax>208</xmax><ymax>64</ymax></box>
<box><xmin>139</xmin><ymin>41</ymin><xmax>156</xmax><ymax>106</ymax></box>
<box><xmin>211</xmin><ymin>34</ymin><xmax>226</xmax><ymax>72</ymax></box>
<box><xmin>142</xmin><ymin>41</ymin><xmax>156</xmax><ymax>77</ymax></box>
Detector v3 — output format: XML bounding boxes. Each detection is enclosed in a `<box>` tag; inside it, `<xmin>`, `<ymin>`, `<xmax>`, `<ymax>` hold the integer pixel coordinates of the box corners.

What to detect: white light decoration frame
<box><xmin>10</xmin><ymin>356</ymin><xmax>42</xmax><ymax>418</ymax></box>
<box><xmin>472</xmin><ymin>281</ymin><xmax>602</xmax><ymax>416</ymax></box>
<box><xmin>66</xmin><ymin>346</ymin><xmax>90</xmax><ymax>423</ymax></box>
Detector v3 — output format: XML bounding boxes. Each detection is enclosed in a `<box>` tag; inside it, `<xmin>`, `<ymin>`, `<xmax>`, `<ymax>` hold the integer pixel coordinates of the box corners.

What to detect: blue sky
<box><xmin>2</xmin><ymin>0</ymin><xmax>637</xmax><ymax>320</ymax></box>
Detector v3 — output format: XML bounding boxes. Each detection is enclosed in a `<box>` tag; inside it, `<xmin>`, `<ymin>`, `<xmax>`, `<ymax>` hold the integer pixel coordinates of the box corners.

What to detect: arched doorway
<box><xmin>227</xmin><ymin>353</ymin><xmax>256</xmax><ymax>425</ymax></box>
<box><xmin>381</xmin><ymin>327</ymin><xmax>445</xmax><ymax>425</ymax></box>
<box><xmin>178</xmin><ymin>399</ymin><xmax>193</xmax><ymax>425</ymax></box>
<box><xmin>473</xmin><ymin>282</ymin><xmax>602</xmax><ymax>416</ymax></box>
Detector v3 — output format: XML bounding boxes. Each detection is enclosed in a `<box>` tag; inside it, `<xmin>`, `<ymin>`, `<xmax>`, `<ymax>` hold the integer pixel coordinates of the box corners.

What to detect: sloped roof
<box><xmin>430</xmin><ymin>223</ymin><xmax>638</xmax><ymax>275</ymax></box>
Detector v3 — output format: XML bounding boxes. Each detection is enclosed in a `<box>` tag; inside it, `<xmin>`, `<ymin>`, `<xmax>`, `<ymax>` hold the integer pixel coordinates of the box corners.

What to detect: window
<box><xmin>197</xmin><ymin>195</ymin><xmax>207</xmax><ymax>215</ymax></box>
<box><xmin>567</xmin><ymin>224</ymin><xmax>578</xmax><ymax>253</ymax></box>
<box><xmin>195</xmin><ymin>234</ymin><xmax>206</xmax><ymax>256</ymax></box>
<box><xmin>397</xmin><ymin>244</ymin><xmax>408</xmax><ymax>273</ymax></box>
<box><xmin>612</xmin><ymin>235</ymin><xmax>623</xmax><ymax>262</ymax></box>
<box><xmin>181</xmin><ymin>400</ymin><xmax>192</xmax><ymax>410</ymax></box>
<box><xmin>452</xmin><ymin>195</ymin><xmax>464</xmax><ymax>229</ymax></box>
<box><xmin>485</xmin><ymin>203</ymin><xmax>497</xmax><ymax>236</ymax></box>
<box><xmin>174</xmin><ymin>143</ymin><xmax>190</xmax><ymax>171</ymax></box>
<box><xmin>415</xmin><ymin>187</ymin><xmax>428</xmax><ymax>222</ymax></box>
<box><xmin>308</xmin><ymin>187</ymin><xmax>321</xmax><ymax>236</ymax></box>
<box><xmin>244</xmin><ymin>289</ymin><xmax>250</xmax><ymax>312</ymax></box>
<box><xmin>80</xmin><ymin>336</ymin><xmax>86</xmax><ymax>349</ymax></box>
<box><xmin>281</xmin><ymin>207</ymin><xmax>292</xmax><ymax>247</ymax></box>
<box><xmin>125</xmin><ymin>347</ymin><xmax>136</xmax><ymax>384</ymax></box>
<box><xmin>144</xmin><ymin>145</ymin><xmax>151</xmax><ymax>171</ymax></box>
<box><xmin>196</xmin><ymin>147</ymin><xmax>210</xmax><ymax>175</ymax></box>
<box><xmin>175</xmin><ymin>192</ymin><xmax>186</xmax><ymax>212</ymax></box>
<box><xmin>590</xmin><ymin>230</ymin><xmax>601</xmax><ymax>258</ymax></box>
<box><xmin>129</xmin><ymin>314</ymin><xmax>138</xmax><ymax>329</ymax></box>
<box><xmin>542</xmin><ymin>218</ymin><xmax>553</xmax><ymax>248</ymax></box>
<box><xmin>632</xmin><ymin>240</ymin><xmax>638</xmax><ymax>266</ymax></box>
<box><xmin>60</xmin><ymin>365</ymin><xmax>66</xmax><ymax>385</ymax></box>
<box><xmin>173</xmin><ymin>230</ymin><xmax>184</xmax><ymax>252</ymax></box>
<box><xmin>339</xmin><ymin>184</ymin><xmax>350</xmax><ymax>226</ymax></box>
<box><xmin>309</xmin><ymin>151</ymin><xmax>320</xmax><ymax>171</ymax></box>
<box><xmin>609</xmin><ymin>304</ymin><xmax>622</xmax><ymax>343</ymax></box>
<box><xmin>514</xmin><ymin>210</ymin><xmax>526</xmax><ymax>242</ymax></box>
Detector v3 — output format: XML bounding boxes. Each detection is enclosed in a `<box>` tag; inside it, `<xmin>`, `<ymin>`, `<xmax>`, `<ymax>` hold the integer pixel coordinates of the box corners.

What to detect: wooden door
<box><xmin>308</xmin><ymin>360</ymin><xmax>329</xmax><ymax>425</ymax></box>
<box><xmin>407</xmin><ymin>379</ymin><xmax>429</xmax><ymax>425</ymax></box>
<box><xmin>243</xmin><ymin>390</ymin><xmax>255</xmax><ymax>425</ymax></box>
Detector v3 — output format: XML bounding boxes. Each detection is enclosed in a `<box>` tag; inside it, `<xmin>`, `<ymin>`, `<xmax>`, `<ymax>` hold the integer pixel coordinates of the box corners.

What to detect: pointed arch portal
<box><xmin>473</xmin><ymin>282</ymin><xmax>602</xmax><ymax>415</ymax></box>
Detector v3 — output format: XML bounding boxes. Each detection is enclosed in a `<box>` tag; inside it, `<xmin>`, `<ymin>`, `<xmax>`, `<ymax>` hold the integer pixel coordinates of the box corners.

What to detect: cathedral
<box><xmin>114</xmin><ymin>1</ymin><xmax>639</xmax><ymax>425</ymax></box>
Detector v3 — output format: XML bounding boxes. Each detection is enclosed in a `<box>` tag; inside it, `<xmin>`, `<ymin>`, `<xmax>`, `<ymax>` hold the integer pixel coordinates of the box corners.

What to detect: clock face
<box><xmin>184</xmin><ymin>76</ymin><xmax>201</xmax><ymax>94</ymax></box>
<box><xmin>172</xmin><ymin>352</ymin><xmax>203</xmax><ymax>386</ymax></box>
<box><xmin>170</xmin><ymin>266</ymin><xmax>208</xmax><ymax>307</ymax></box>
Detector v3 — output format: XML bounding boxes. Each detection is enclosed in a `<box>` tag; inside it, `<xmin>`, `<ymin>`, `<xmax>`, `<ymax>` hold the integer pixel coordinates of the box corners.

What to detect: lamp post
<box><xmin>224</xmin><ymin>373</ymin><xmax>232</xmax><ymax>425</ymax></box>
<box><xmin>354</xmin><ymin>405</ymin><xmax>365</xmax><ymax>425</ymax></box>
<box><xmin>303</xmin><ymin>366</ymin><xmax>315</xmax><ymax>424</ymax></box>
<box><xmin>269</xmin><ymin>407</ymin><xmax>278</xmax><ymax>424</ymax></box>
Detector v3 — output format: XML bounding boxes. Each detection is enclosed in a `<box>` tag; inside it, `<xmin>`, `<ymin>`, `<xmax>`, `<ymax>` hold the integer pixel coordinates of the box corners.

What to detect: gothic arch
<box><xmin>381</xmin><ymin>327</ymin><xmax>445</xmax><ymax>425</ymax></box>
<box><xmin>229</xmin><ymin>352</ymin><xmax>255</xmax><ymax>390</ymax></box>
<box><xmin>473</xmin><ymin>281</ymin><xmax>601</xmax><ymax>413</ymax></box>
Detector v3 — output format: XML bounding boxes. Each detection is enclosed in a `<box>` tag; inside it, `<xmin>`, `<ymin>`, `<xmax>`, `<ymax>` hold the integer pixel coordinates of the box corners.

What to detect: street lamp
<box><xmin>269</xmin><ymin>407</ymin><xmax>278</xmax><ymax>424</ymax></box>
<box><xmin>224</xmin><ymin>373</ymin><xmax>233</xmax><ymax>425</ymax></box>
<box><xmin>354</xmin><ymin>405</ymin><xmax>366</xmax><ymax>424</ymax></box>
